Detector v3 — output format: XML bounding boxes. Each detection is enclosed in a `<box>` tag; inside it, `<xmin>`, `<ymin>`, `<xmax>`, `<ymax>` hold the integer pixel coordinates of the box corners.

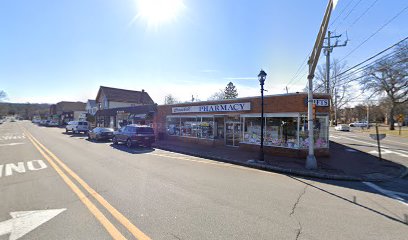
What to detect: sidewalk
<box><xmin>154</xmin><ymin>140</ymin><xmax>407</xmax><ymax>182</ymax></box>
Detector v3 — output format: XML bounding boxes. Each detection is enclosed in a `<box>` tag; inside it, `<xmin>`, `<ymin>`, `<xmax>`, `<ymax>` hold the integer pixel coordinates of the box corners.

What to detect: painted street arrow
<box><xmin>0</xmin><ymin>208</ymin><xmax>66</xmax><ymax>240</ymax></box>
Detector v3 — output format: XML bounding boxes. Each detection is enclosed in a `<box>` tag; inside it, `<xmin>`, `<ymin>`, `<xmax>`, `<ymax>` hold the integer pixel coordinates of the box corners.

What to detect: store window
<box><xmin>198</xmin><ymin>117</ymin><xmax>214</xmax><ymax>139</ymax></box>
<box><xmin>265</xmin><ymin>117</ymin><xmax>298</xmax><ymax>148</ymax></box>
<box><xmin>167</xmin><ymin>117</ymin><xmax>180</xmax><ymax>136</ymax></box>
<box><xmin>243</xmin><ymin>117</ymin><xmax>263</xmax><ymax>144</ymax></box>
<box><xmin>166</xmin><ymin>116</ymin><xmax>214</xmax><ymax>139</ymax></box>
<box><xmin>243</xmin><ymin>117</ymin><xmax>299</xmax><ymax>148</ymax></box>
<box><xmin>180</xmin><ymin>117</ymin><xmax>198</xmax><ymax>137</ymax></box>
<box><xmin>299</xmin><ymin>115</ymin><xmax>329</xmax><ymax>149</ymax></box>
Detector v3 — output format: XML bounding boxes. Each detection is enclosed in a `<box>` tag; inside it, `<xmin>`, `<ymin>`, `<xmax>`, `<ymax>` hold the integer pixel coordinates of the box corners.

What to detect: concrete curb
<box><xmin>154</xmin><ymin>145</ymin><xmax>398</xmax><ymax>182</ymax></box>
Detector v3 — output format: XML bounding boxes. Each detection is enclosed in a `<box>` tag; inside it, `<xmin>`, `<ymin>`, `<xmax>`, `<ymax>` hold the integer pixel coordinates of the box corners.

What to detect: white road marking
<box><xmin>363</xmin><ymin>182</ymin><xmax>408</xmax><ymax>207</ymax></box>
<box><xmin>369</xmin><ymin>149</ymin><xmax>408</xmax><ymax>158</ymax></box>
<box><xmin>0</xmin><ymin>160</ymin><xmax>48</xmax><ymax>178</ymax></box>
<box><xmin>0</xmin><ymin>143</ymin><xmax>24</xmax><ymax>147</ymax></box>
<box><xmin>338</xmin><ymin>136</ymin><xmax>408</xmax><ymax>158</ymax></box>
<box><xmin>0</xmin><ymin>208</ymin><xmax>66</xmax><ymax>240</ymax></box>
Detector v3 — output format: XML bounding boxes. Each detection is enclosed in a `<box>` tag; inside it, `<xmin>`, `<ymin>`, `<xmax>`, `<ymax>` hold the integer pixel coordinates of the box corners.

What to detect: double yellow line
<box><xmin>22</xmin><ymin>128</ymin><xmax>151</xmax><ymax>240</ymax></box>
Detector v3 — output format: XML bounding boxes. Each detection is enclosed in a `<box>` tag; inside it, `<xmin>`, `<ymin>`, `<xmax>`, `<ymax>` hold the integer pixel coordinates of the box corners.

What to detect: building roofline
<box><xmin>159</xmin><ymin>92</ymin><xmax>330</xmax><ymax>107</ymax></box>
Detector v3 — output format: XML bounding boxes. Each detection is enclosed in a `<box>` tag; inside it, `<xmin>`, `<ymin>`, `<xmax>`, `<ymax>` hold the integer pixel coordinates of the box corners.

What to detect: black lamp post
<box><xmin>258</xmin><ymin>70</ymin><xmax>267</xmax><ymax>161</ymax></box>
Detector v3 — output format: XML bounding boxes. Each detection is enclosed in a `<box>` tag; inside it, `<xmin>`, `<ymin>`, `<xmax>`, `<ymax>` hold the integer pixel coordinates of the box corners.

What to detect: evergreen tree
<box><xmin>224</xmin><ymin>82</ymin><xmax>238</xmax><ymax>99</ymax></box>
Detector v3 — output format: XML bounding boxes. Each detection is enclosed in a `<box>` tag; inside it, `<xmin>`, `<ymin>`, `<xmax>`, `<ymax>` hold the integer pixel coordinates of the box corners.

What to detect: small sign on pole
<box><xmin>369</xmin><ymin>126</ymin><xmax>386</xmax><ymax>161</ymax></box>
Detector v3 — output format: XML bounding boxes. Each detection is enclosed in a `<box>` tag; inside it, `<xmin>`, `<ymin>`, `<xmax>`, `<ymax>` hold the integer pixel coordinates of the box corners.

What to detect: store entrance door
<box><xmin>225</xmin><ymin>122</ymin><xmax>241</xmax><ymax>146</ymax></box>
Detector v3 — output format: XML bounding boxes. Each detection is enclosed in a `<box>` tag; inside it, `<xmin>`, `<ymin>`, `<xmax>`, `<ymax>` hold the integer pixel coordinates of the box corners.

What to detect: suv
<box><xmin>66</xmin><ymin>121</ymin><xmax>89</xmax><ymax>134</ymax></box>
<box><xmin>112</xmin><ymin>125</ymin><xmax>155</xmax><ymax>148</ymax></box>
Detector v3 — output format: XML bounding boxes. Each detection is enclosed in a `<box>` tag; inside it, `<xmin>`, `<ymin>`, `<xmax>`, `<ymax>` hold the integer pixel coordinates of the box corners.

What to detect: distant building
<box><xmin>49</xmin><ymin>101</ymin><xmax>86</xmax><ymax>124</ymax></box>
<box><xmin>86</xmin><ymin>99</ymin><xmax>98</xmax><ymax>115</ymax></box>
<box><xmin>93</xmin><ymin>86</ymin><xmax>155</xmax><ymax>129</ymax></box>
<box><xmin>95</xmin><ymin>86</ymin><xmax>154</xmax><ymax>110</ymax></box>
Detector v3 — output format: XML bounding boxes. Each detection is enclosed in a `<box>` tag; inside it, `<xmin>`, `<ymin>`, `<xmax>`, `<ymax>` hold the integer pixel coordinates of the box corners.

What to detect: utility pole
<box><xmin>323</xmin><ymin>31</ymin><xmax>348</xmax><ymax>94</ymax></box>
<box><xmin>367</xmin><ymin>103</ymin><xmax>370</xmax><ymax>129</ymax></box>
<box><xmin>323</xmin><ymin>31</ymin><xmax>347</xmax><ymax>126</ymax></box>
<box><xmin>305</xmin><ymin>0</ymin><xmax>338</xmax><ymax>170</ymax></box>
<box><xmin>334</xmin><ymin>88</ymin><xmax>338</xmax><ymax>125</ymax></box>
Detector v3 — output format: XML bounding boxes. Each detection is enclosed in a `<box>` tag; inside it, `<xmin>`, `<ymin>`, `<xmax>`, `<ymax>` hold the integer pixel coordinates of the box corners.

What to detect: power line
<box><xmin>329</xmin><ymin>0</ymin><xmax>355</xmax><ymax>28</ymax></box>
<box><xmin>339</xmin><ymin>5</ymin><xmax>408</xmax><ymax>63</ymax></box>
<box><xmin>342</xmin><ymin>0</ymin><xmax>363</xmax><ymax>22</ymax></box>
<box><xmin>345</xmin><ymin>0</ymin><xmax>380</xmax><ymax>32</ymax></box>
<box><xmin>335</xmin><ymin>36</ymin><xmax>408</xmax><ymax>78</ymax></box>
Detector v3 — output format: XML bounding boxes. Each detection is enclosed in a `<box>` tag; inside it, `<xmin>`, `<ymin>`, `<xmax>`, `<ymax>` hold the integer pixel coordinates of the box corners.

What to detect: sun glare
<box><xmin>135</xmin><ymin>0</ymin><xmax>185</xmax><ymax>28</ymax></box>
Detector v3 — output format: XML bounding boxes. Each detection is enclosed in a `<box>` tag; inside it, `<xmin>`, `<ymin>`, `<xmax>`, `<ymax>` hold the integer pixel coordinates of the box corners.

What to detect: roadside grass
<box><xmin>355</xmin><ymin>126</ymin><xmax>408</xmax><ymax>138</ymax></box>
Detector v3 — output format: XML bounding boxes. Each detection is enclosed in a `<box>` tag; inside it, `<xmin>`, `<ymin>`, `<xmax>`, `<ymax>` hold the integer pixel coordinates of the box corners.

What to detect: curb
<box><xmin>154</xmin><ymin>145</ymin><xmax>396</xmax><ymax>182</ymax></box>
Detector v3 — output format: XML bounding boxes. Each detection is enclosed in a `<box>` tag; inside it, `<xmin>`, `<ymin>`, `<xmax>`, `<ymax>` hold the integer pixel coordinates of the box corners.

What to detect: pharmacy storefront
<box><xmin>155</xmin><ymin>93</ymin><xmax>330</xmax><ymax>157</ymax></box>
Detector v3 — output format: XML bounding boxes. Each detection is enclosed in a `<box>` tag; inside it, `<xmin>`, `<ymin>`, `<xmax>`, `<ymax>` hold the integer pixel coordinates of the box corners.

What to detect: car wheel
<box><xmin>87</xmin><ymin>133</ymin><xmax>91</xmax><ymax>140</ymax></box>
<box><xmin>112</xmin><ymin>137</ymin><xmax>118</xmax><ymax>145</ymax></box>
<box><xmin>126</xmin><ymin>139</ymin><xmax>132</xmax><ymax>148</ymax></box>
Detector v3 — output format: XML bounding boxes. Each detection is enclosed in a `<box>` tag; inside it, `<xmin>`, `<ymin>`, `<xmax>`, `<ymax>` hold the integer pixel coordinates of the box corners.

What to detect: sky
<box><xmin>0</xmin><ymin>0</ymin><xmax>407</xmax><ymax>104</ymax></box>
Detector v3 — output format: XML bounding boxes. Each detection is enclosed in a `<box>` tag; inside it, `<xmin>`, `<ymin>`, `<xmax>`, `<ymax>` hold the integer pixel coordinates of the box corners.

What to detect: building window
<box><xmin>299</xmin><ymin>115</ymin><xmax>329</xmax><ymax>149</ymax></box>
<box><xmin>166</xmin><ymin>116</ymin><xmax>214</xmax><ymax>139</ymax></box>
<box><xmin>243</xmin><ymin>116</ymin><xmax>299</xmax><ymax>149</ymax></box>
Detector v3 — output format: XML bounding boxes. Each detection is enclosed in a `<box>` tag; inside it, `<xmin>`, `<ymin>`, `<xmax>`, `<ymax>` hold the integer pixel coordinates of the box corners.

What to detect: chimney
<box><xmin>142</xmin><ymin>89</ymin><xmax>145</xmax><ymax>93</ymax></box>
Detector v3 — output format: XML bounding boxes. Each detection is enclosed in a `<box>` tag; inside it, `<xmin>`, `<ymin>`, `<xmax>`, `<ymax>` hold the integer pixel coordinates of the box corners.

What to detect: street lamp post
<box><xmin>258</xmin><ymin>70</ymin><xmax>267</xmax><ymax>162</ymax></box>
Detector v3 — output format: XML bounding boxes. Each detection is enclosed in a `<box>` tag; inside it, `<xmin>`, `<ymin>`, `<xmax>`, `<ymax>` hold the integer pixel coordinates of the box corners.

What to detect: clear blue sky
<box><xmin>0</xmin><ymin>0</ymin><xmax>407</xmax><ymax>104</ymax></box>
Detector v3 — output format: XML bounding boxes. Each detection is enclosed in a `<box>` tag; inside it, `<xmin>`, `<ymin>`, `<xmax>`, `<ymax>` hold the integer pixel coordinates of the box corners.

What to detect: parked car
<box><xmin>349</xmin><ymin>122</ymin><xmax>368</xmax><ymax>127</ymax></box>
<box><xmin>47</xmin><ymin>120</ymin><xmax>59</xmax><ymax>127</ymax></box>
<box><xmin>65</xmin><ymin>121</ymin><xmax>89</xmax><ymax>134</ymax></box>
<box><xmin>88</xmin><ymin>127</ymin><xmax>114</xmax><ymax>141</ymax></box>
<box><xmin>32</xmin><ymin>119</ymin><xmax>41</xmax><ymax>124</ymax></box>
<box><xmin>334</xmin><ymin>124</ymin><xmax>350</xmax><ymax>131</ymax></box>
<box><xmin>112</xmin><ymin>125</ymin><xmax>155</xmax><ymax>148</ymax></box>
<box><xmin>39</xmin><ymin>120</ymin><xmax>48</xmax><ymax>126</ymax></box>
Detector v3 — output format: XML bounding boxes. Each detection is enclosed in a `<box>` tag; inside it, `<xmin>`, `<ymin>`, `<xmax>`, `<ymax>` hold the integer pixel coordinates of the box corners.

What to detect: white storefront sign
<box><xmin>172</xmin><ymin>102</ymin><xmax>251</xmax><ymax>113</ymax></box>
<box><xmin>304</xmin><ymin>98</ymin><xmax>329</xmax><ymax>107</ymax></box>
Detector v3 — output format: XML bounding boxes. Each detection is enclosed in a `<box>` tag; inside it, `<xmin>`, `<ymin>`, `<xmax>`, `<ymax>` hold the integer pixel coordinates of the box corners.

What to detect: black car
<box><xmin>112</xmin><ymin>125</ymin><xmax>155</xmax><ymax>148</ymax></box>
<box><xmin>88</xmin><ymin>127</ymin><xmax>114</xmax><ymax>141</ymax></box>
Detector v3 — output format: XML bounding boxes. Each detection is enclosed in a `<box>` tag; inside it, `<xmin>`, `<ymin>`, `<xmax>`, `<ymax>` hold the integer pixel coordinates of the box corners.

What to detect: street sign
<box><xmin>369</xmin><ymin>134</ymin><xmax>386</xmax><ymax>140</ymax></box>
<box><xmin>398</xmin><ymin>114</ymin><xmax>404</xmax><ymax>123</ymax></box>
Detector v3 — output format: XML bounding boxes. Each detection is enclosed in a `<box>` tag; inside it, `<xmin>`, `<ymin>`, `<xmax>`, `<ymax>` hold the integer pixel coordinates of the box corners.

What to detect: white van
<box><xmin>66</xmin><ymin>121</ymin><xmax>89</xmax><ymax>134</ymax></box>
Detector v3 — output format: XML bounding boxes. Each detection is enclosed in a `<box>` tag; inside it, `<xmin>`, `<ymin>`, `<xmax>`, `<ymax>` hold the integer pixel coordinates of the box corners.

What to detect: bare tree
<box><xmin>164</xmin><ymin>94</ymin><xmax>179</xmax><ymax>105</ymax></box>
<box><xmin>314</xmin><ymin>59</ymin><xmax>358</xmax><ymax>124</ymax></box>
<box><xmin>208</xmin><ymin>89</ymin><xmax>225</xmax><ymax>101</ymax></box>
<box><xmin>360</xmin><ymin>43</ymin><xmax>408</xmax><ymax>130</ymax></box>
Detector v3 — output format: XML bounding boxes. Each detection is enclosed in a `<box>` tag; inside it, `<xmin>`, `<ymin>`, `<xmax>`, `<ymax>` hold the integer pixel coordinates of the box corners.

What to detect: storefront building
<box><xmin>155</xmin><ymin>93</ymin><xmax>330</xmax><ymax>157</ymax></box>
<box><xmin>95</xmin><ymin>104</ymin><xmax>156</xmax><ymax>129</ymax></box>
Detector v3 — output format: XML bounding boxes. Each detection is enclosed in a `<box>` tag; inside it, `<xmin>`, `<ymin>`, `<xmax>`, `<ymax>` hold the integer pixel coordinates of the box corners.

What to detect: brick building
<box><xmin>154</xmin><ymin>92</ymin><xmax>330</xmax><ymax>157</ymax></box>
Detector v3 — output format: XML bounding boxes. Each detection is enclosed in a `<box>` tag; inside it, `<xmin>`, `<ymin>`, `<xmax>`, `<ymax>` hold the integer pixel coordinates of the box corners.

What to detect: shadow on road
<box><xmin>109</xmin><ymin>143</ymin><xmax>155</xmax><ymax>154</ymax></box>
<box><xmin>289</xmin><ymin>176</ymin><xmax>408</xmax><ymax>226</ymax></box>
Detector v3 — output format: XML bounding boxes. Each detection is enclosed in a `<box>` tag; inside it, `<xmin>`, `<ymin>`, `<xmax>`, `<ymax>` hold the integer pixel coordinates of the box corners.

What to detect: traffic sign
<box><xmin>370</xmin><ymin>134</ymin><xmax>386</xmax><ymax>141</ymax></box>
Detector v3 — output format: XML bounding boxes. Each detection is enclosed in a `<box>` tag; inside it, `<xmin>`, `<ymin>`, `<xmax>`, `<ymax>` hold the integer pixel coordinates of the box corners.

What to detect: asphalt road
<box><xmin>330</xmin><ymin>127</ymin><xmax>408</xmax><ymax>194</ymax></box>
<box><xmin>1</xmin><ymin>121</ymin><xmax>407</xmax><ymax>240</ymax></box>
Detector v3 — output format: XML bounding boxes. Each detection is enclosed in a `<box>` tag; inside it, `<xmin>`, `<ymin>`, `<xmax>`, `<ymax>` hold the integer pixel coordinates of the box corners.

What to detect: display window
<box><xmin>243</xmin><ymin>117</ymin><xmax>298</xmax><ymax>148</ymax></box>
<box><xmin>299</xmin><ymin>115</ymin><xmax>329</xmax><ymax>149</ymax></box>
<box><xmin>166</xmin><ymin>116</ymin><xmax>214</xmax><ymax>139</ymax></box>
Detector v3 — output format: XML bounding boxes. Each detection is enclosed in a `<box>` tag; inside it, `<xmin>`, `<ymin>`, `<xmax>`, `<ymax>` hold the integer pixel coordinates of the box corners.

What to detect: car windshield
<box><xmin>101</xmin><ymin>128</ymin><xmax>113</xmax><ymax>132</ymax></box>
